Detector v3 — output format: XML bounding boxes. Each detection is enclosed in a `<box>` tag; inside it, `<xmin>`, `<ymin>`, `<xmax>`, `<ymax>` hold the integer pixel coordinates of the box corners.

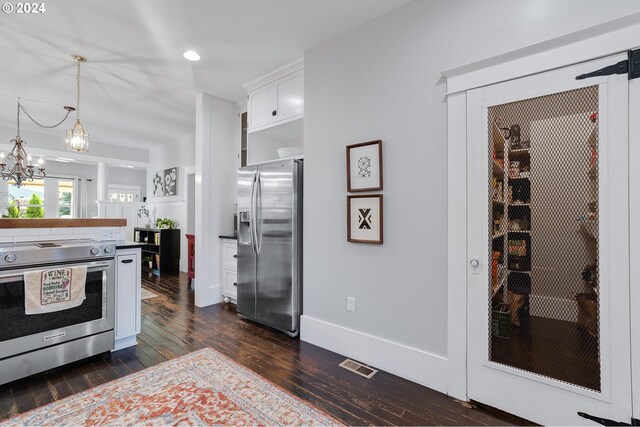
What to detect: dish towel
<box><xmin>24</xmin><ymin>266</ymin><xmax>88</xmax><ymax>315</ymax></box>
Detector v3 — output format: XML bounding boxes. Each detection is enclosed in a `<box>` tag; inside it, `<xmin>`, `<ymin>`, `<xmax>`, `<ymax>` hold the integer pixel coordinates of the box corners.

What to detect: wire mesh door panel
<box><xmin>488</xmin><ymin>86</ymin><xmax>600</xmax><ymax>391</ymax></box>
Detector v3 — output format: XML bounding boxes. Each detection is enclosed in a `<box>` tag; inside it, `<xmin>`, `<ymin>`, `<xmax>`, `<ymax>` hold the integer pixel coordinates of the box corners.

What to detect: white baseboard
<box><xmin>530</xmin><ymin>294</ymin><xmax>578</xmax><ymax>322</ymax></box>
<box><xmin>300</xmin><ymin>315</ymin><xmax>448</xmax><ymax>394</ymax></box>
<box><xmin>112</xmin><ymin>335</ymin><xmax>137</xmax><ymax>352</ymax></box>
<box><xmin>195</xmin><ymin>284</ymin><xmax>223</xmax><ymax>307</ymax></box>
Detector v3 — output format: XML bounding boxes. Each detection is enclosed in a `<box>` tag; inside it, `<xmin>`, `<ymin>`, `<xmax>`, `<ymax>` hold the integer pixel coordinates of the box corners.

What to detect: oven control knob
<box><xmin>4</xmin><ymin>254</ymin><xmax>16</xmax><ymax>263</ymax></box>
<box><xmin>90</xmin><ymin>247</ymin><xmax>100</xmax><ymax>255</ymax></box>
<box><xmin>104</xmin><ymin>247</ymin><xmax>113</xmax><ymax>254</ymax></box>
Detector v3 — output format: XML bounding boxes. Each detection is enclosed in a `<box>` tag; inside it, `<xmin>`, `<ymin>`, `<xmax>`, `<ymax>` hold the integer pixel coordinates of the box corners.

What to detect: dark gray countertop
<box><xmin>219</xmin><ymin>235</ymin><xmax>237</xmax><ymax>240</ymax></box>
<box><xmin>116</xmin><ymin>241</ymin><xmax>146</xmax><ymax>249</ymax></box>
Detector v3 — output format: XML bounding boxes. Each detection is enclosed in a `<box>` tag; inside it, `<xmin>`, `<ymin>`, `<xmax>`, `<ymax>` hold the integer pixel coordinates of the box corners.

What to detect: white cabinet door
<box><xmin>222</xmin><ymin>241</ymin><xmax>237</xmax><ymax>271</ymax></box>
<box><xmin>248</xmin><ymin>83</ymin><xmax>276</xmax><ymax>130</ymax></box>
<box><xmin>115</xmin><ymin>250</ymin><xmax>141</xmax><ymax>340</ymax></box>
<box><xmin>221</xmin><ymin>239</ymin><xmax>237</xmax><ymax>301</ymax></box>
<box><xmin>223</xmin><ymin>270</ymin><xmax>238</xmax><ymax>300</ymax></box>
<box><xmin>276</xmin><ymin>70</ymin><xmax>304</xmax><ymax>121</ymax></box>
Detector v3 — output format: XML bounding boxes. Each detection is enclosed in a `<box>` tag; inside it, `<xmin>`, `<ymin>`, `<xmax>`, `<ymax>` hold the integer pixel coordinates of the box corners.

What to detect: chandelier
<box><xmin>66</xmin><ymin>56</ymin><xmax>89</xmax><ymax>152</ymax></box>
<box><xmin>0</xmin><ymin>99</ymin><xmax>49</xmax><ymax>187</ymax></box>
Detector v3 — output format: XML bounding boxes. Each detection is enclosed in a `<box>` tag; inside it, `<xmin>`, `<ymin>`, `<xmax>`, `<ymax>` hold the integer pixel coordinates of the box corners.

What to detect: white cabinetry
<box><xmin>246</xmin><ymin>61</ymin><xmax>304</xmax><ymax>133</ymax></box>
<box><xmin>275</xmin><ymin>70</ymin><xmax>304</xmax><ymax>122</ymax></box>
<box><xmin>248</xmin><ymin>84</ymin><xmax>277</xmax><ymax>130</ymax></box>
<box><xmin>221</xmin><ymin>239</ymin><xmax>237</xmax><ymax>303</ymax></box>
<box><xmin>114</xmin><ymin>247</ymin><xmax>141</xmax><ymax>351</ymax></box>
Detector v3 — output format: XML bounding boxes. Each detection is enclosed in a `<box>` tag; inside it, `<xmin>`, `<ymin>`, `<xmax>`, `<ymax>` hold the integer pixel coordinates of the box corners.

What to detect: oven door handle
<box><xmin>0</xmin><ymin>263</ymin><xmax>111</xmax><ymax>284</ymax></box>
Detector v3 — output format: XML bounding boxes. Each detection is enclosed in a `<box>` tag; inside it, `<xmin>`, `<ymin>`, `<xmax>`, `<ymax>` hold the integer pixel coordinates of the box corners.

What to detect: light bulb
<box><xmin>0</xmin><ymin>152</ymin><xmax>5</xmax><ymax>159</ymax></box>
<box><xmin>183</xmin><ymin>50</ymin><xmax>200</xmax><ymax>61</ymax></box>
<box><xmin>37</xmin><ymin>158</ymin><xmax>44</xmax><ymax>166</ymax></box>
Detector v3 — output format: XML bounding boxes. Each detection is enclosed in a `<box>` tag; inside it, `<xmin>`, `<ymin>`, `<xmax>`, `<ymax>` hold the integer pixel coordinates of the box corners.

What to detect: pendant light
<box><xmin>66</xmin><ymin>56</ymin><xmax>89</xmax><ymax>152</ymax></box>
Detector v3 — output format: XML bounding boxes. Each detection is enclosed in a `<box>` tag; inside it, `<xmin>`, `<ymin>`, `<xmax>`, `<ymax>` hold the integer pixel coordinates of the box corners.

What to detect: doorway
<box><xmin>466</xmin><ymin>54</ymin><xmax>632</xmax><ymax>424</ymax></box>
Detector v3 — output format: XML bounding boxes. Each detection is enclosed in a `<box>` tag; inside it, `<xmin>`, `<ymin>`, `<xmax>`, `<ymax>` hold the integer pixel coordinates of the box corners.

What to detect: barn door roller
<box><xmin>576</xmin><ymin>49</ymin><xmax>640</xmax><ymax>80</ymax></box>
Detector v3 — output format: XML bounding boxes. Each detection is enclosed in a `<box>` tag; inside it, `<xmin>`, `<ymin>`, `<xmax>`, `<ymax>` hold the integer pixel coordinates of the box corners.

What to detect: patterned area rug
<box><xmin>4</xmin><ymin>348</ymin><xmax>340</xmax><ymax>426</ymax></box>
<box><xmin>141</xmin><ymin>287</ymin><xmax>159</xmax><ymax>300</ymax></box>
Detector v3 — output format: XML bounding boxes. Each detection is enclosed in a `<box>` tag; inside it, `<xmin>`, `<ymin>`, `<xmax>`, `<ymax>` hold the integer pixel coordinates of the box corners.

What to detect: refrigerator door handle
<box><xmin>256</xmin><ymin>171</ymin><xmax>263</xmax><ymax>255</ymax></box>
<box><xmin>249</xmin><ymin>173</ymin><xmax>258</xmax><ymax>255</ymax></box>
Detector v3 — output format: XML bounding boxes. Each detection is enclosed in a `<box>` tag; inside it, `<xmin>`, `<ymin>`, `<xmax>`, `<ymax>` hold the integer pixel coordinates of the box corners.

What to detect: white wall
<box><xmin>0</xmin><ymin>124</ymin><xmax>149</xmax><ymax>164</ymax></box>
<box><xmin>301</xmin><ymin>0</ymin><xmax>640</xmax><ymax>394</ymax></box>
<box><xmin>108</xmin><ymin>167</ymin><xmax>147</xmax><ymax>198</ymax></box>
<box><xmin>195</xmin><ymin>93</ymin><xmax>239</xmax><ymax>307</ymax></box>
<box><xmin>146</xmin><ymin>134</ymin><xmax>196</xmax><ymax>271</ymax></box>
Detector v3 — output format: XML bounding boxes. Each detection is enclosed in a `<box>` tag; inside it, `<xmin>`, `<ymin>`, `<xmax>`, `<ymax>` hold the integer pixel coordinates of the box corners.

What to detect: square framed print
<box><xmin>347</xmin><ymin>194</ymin><xmax>383</xmax><ymax>244</ymax></box>
<box><xmin>346</xmin><ymin>140</ymin><xmax>382</xmax><ymax>192</ymax></box>
<box><xmin>152</xmin><ymin>167</ymin><xmax>179</xmax><ymax>197</ymax></box>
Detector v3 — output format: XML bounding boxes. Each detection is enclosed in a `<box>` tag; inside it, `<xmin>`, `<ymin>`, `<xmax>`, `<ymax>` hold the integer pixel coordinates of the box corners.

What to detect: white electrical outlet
<box><xmin>346</xmin><ymin>296</ymin><xmax>356</xmax><ymax>312</ymax></box>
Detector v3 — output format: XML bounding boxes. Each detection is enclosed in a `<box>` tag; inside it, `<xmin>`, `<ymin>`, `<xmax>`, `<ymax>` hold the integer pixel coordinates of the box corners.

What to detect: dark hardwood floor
<box><xmin>0</xmin><ymin>271</ymin><xmax>533</xmax><ymax>426</ymax></box>
<box><xmin>492</xmin><ymin>316</ymin><xmax>600</xmax><ymax>391</ymax></box>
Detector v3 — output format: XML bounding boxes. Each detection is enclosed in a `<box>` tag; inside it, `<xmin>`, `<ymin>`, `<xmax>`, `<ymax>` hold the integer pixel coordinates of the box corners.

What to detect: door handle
<box><xmin>249</xmin><ymin>173</ymin><xmax>258</xmax><ymax>255</ymax></box>
<box><xmin>233</xmin><ymin>255</ymin><xmax>238</xmax><ymax>258</ymax></box>
<box><xmin>470</xmin><ymin>256</ymin><xmax>480</xmax><ymax>275</ymax></box>
<box><xmin>256</xmin><ymin>172</ymin><xmax>262</xmax><ymax>255</ymax></box>
<box><xmin>233</xmin><ymin>282</ymin><xmax>237</xmax><ymax>287</ymax></box>
<box><xmin>121</xmin><ymin>259</ymin><xmax>134</xmax><ymax>264</ymax></box>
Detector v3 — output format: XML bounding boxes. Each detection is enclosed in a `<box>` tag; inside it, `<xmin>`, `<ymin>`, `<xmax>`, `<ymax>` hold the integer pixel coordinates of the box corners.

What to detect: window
<box><xmin>57</xmin><ymin>180</ymin><xmax>74</xmax><ymax>218</ymax></box>
<box><xmin>7</xmin><ymin>179</ymin><xmax>45</xmax><ymax>218</ymax></box>
<box><xmin>6</xmin><ymin>178</ymin><xmax>75</xmax><ymax>218</ymax></box>
<box><xmin>107</xmin><ymin>185</ymin><xmax>140</xmax><ymax>204</ymax></box>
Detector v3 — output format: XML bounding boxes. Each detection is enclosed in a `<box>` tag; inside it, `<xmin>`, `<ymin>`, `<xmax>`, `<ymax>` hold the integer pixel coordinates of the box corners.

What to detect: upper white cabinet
<box><xmin>275</xmin><ymin>70</ymin><xmax>304</xmax><ymax>121</ymax></box>
<box><xmin>246</xmin><ymin>60</ymin><xmax>304</xmax><ymax>133</ymax></box>
<box><xmin>248</xmin><ymin>84</ymin><xmax>276</xmax><ymax>130</ymax></box>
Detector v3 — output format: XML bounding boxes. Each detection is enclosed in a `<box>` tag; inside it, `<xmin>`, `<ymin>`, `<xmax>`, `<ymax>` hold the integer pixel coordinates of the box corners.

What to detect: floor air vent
<box><xmin>339</xmin><ymin>359</ymin><xmax>378</xmax><ymax>379</ymax></box>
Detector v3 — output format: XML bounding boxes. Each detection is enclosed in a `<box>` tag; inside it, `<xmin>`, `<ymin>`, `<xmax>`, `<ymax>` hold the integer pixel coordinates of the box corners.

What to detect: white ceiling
<box><xmin>0</xmin><ymin>0</ymin><xmax>411</xmax><ymax>150</ymax></box>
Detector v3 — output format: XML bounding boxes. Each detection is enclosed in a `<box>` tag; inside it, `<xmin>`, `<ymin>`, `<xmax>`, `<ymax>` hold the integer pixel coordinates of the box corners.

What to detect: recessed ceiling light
<box><xmin>183</xmin><ymin>50</ymin><xmax>200</xmax><ymax>61</ymax></box>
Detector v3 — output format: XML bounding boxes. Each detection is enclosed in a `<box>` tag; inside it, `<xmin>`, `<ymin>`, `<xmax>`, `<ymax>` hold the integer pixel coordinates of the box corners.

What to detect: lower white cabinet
<box><xmin>114</xmin><ymin>247</ymin><xmax>141</xmax><ymax>351</ymax></box>
<box><xmin>221</xmin><ymin>239</ymin><xmax>237</xmax><ymax>303</ymax></box>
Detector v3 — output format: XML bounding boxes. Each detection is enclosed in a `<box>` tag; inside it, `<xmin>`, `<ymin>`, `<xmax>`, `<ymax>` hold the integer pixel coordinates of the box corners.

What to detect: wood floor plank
<box><xmin>0</xmin><ymin>387</ymin><xmax>17</xmax><ymax>420</ymax></box>
<box><xmin>0</xmin><ymin>272</ymin><xmax>533</xmax><ymax>426</ymax></box>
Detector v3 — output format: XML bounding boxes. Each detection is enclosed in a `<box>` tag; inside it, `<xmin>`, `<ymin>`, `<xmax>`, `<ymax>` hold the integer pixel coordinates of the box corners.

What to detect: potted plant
<box><xmin>143</xmin><ymin>255</ymin><xmax>153</xmax><ymax>270</ymax></box>
<box><xmin>138</xmin><ymin>205</ymin><xmax>151</xmax><ymax>228</ymax></box>
<box><xmin>155</xmin><ymin>218</ymin><xmax>176</xmax><ymax>229</ymax></box>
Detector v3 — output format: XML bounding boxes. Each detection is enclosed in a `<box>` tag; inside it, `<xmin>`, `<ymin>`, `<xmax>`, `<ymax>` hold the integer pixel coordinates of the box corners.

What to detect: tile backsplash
<box><xmin>0</xmin><ymin>227</ymin><xmax>126</xmax><ymax>243</ymax></box>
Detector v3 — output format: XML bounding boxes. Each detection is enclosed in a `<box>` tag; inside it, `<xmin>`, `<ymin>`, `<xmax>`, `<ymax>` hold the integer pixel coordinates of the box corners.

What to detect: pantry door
<box><xmin>466</xmin><ymin>54</ymin><xmax>631</xmax><ymax>425</ymax></box>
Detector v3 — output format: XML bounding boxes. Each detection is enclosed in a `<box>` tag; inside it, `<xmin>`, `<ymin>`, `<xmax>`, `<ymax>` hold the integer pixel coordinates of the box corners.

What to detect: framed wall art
<box><xmin>347</xmin><ymin>194</ymin><xmax>383</xmax><ymax>244</ymax></box>
<box><xmin>152</xmin><ymin>167</ymin><xmax>179</xmax><ymax>197</ymax></box>
<box><xmin>346</xmin><ymin>140</ymin><xmax>382</xmax><ymax>192</ymax></box>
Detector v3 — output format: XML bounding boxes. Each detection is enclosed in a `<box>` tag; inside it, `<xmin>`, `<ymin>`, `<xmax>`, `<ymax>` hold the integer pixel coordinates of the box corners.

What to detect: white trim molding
<box><xmin>300</xmin><ymin>315</ymin><xmax>448</xmax><ymax>394</ymax></box>
<box><xmin>243</xmin><ymin>58</ymin><xmax>304</xmax><ymax>92</ymax></box>
<box><xmin>443</xmin><ymin>14</ymin><xmax>640</xmax><ymax>95</ymax></box>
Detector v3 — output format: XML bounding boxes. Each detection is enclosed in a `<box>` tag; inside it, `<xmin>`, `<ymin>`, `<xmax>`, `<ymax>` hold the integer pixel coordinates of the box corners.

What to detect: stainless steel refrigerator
<box><xmin>237</xmin><ymin>158</ymin><xmax>302</xmax><ymax>337</ymax></box>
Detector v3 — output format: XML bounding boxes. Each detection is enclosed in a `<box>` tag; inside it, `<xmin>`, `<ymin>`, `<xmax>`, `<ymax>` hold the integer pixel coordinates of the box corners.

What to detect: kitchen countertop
<box><xmin>0</xmin><ymin>218</ymin><xmax>127</xmax><ymax>228</ymax></box>
<box><xmin>116</xmin><ymin>241</ymin><xmax>146</xmax><ymax>249</ymax></box>
<box><xmin>219</xmin><ymin>235</ymin><xmax>237</xmax><ymax>240</ymax></box>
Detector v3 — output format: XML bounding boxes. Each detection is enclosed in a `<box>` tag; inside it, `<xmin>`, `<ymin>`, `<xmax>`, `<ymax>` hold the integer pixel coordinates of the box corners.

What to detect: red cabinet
<box><xmin>186</xmin><ymin>234</ymin><xmax>195</xmax><ymax>286</ymax></box>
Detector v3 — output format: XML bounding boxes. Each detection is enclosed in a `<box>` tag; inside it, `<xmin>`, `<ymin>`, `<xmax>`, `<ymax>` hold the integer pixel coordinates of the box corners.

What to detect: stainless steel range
<box><xmin>0</xmin><ymin>239</ymin><xmax>116</xmax><ymax>385</ymax></box>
